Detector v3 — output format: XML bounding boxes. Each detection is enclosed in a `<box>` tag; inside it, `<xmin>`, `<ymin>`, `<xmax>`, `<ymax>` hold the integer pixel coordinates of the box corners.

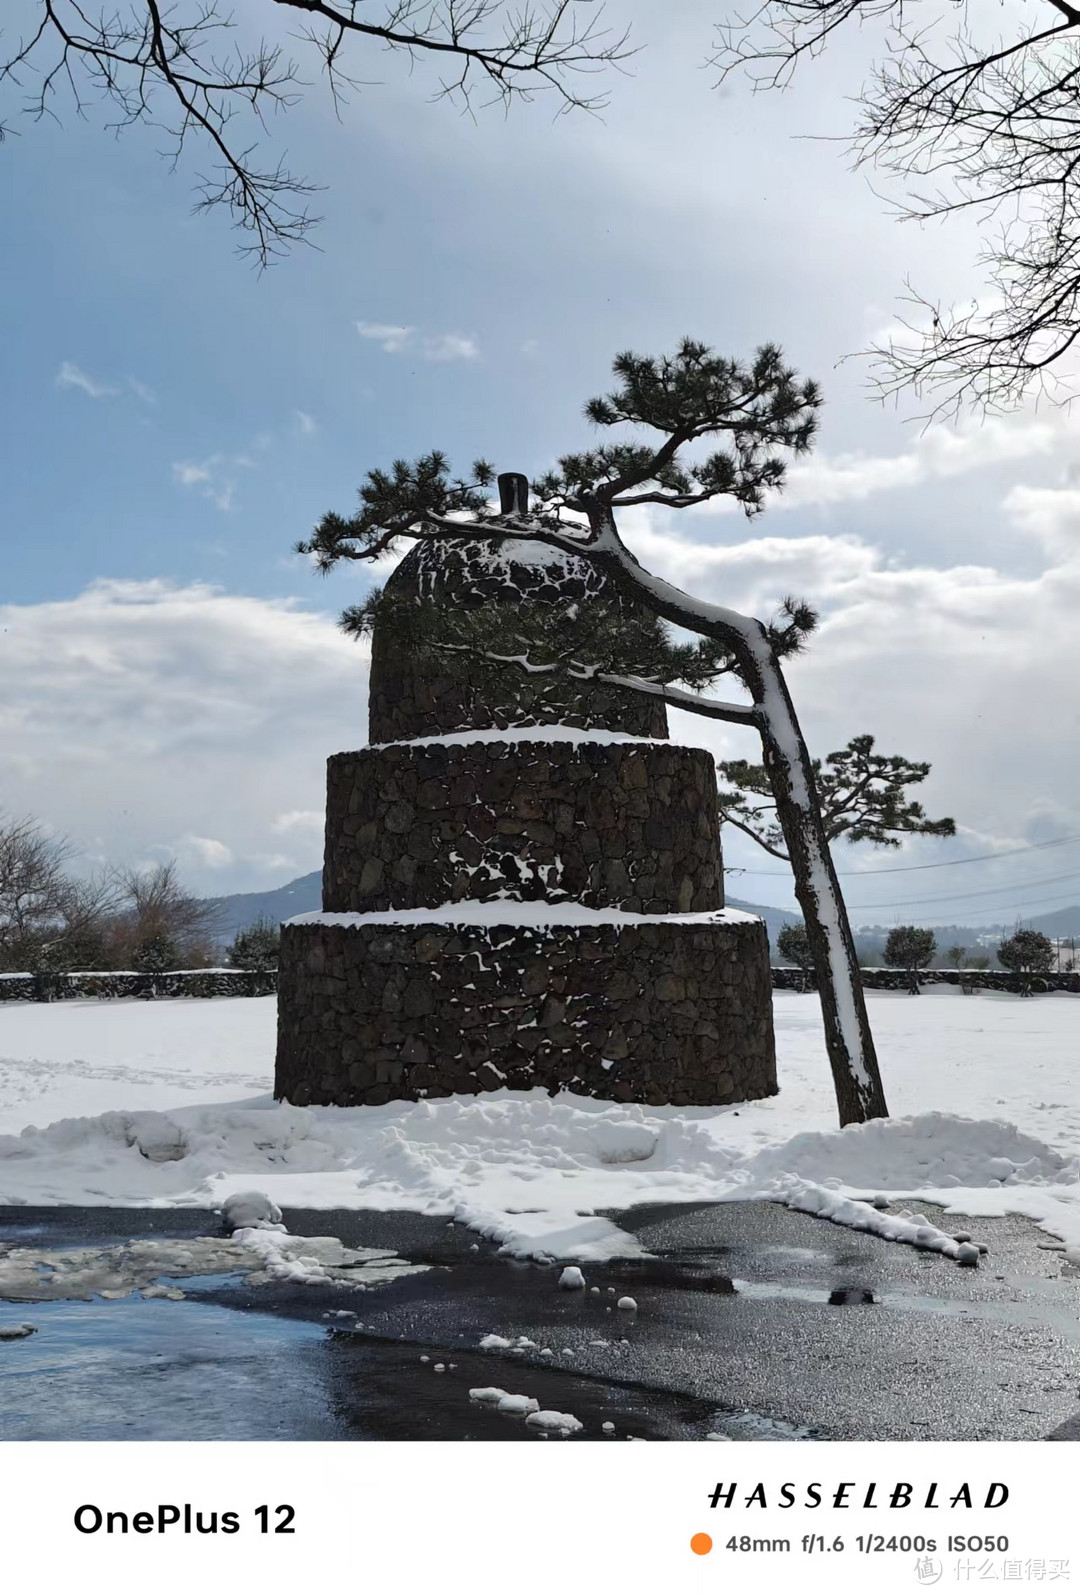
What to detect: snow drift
<box><xmin>2</xmin><ymin>1085</ymin><xmax>1079</xmax><ymax>1262</ymax></box>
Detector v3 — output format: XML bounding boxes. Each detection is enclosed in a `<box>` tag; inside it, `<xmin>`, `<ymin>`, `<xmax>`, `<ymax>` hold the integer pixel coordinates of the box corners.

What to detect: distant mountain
<box><xmin>725</xmin><ymin>897</ymin><xmax>801</xmax><ymax>948</ymax></box>
<box><xmin>1024</xmin><ymin>905</ymin><xmax>1080</xmax><ymax>939</ymax></box>
<box><xmin>205</xmin><ymin>871</ymin><xmax>321</xmax><ymax>941</ymax></box>
<box><xmin>204</xmin><ymin>872</ymin><xmax>802</xmax><ymax>947</ymax></box>
<box><xmin>204</xmin><ymin>869</ymin><xmax>1080</xmax><ymax>952</ymax></box>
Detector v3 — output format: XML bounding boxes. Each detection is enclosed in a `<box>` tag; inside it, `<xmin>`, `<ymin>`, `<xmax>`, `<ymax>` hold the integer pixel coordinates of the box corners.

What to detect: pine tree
<box><xmin>776</xmin><ymin>922</ymin><xmax>815</xmax><ymax>992</ymax></box>
<box><xmin>997</xmin><ymin>928</ymin><xmax>1054</xmax><ymax>998</ymax></box>
<box><xmin>228</xmin><ymin>919</ymin><xmax>281</xmax><ymax>971</ymax></box>
<box><xmin>298</xmin><ymin>339</ymin><xmax>889</xmax><ymax>1127</ymax></box>
<box><xmin>884</xmin><ymin>926</ymin><xmax>936</xmax><ymax>996</ymax></box>
<box><xmin>132</xmin><ymin>934</ymin><xmax>178</xmax><ymax>973</ymax></box>
<box><xmin>717</xmin><ymin>734</ymin><xmax>955</xmax><ymax>859</ymax></box>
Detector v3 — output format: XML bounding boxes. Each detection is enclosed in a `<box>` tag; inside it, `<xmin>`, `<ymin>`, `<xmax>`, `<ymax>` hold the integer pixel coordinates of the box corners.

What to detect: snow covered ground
<box><xmin>1</xmin><ymin>988</ymin><xmax>1079</xmax><ymax>1263</ymax></box>
<box><xmin>0</xmin><ymin>998</ymin><xmax>272</xmax><ymax>1135</ymax></box>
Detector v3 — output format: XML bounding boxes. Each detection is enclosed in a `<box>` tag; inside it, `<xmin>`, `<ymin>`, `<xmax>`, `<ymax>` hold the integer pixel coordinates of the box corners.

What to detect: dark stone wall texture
<box><xmin>367</xmin><ymin>539</ymin><xmax>668</xmax><ymax>743</ymax></box>
<box><xmin>323</xmin><ymin>740</ymin><xmax>724</xmax><ymax>916</ymax></box>
<box><xmin>276</xmin><ymin>533</ymin><xmax>778</xmax><ymax>1111</ymax></box>
<box><xmin>276</xmin><ymin>916</ymin><xmax>777</xmax><ymax>1108</ymax></box>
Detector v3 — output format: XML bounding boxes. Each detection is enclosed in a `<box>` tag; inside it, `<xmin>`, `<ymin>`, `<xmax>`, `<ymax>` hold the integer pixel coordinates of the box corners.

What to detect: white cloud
<box><xmin>172</xmin><ymin>452</ymin><xmax>256</xmax><ymax>512</ymax></box>
<box><xmin>10</xmin><ymin>431</ymin><xmax>1080</xmax><ymax>919</ymax></box>
<box><xmin>621</xmin><ymin>501</ymin><xmax>1080</xmax><ymax>918</ymax></box>
<box><xmin>294</xmin><ymin>410</ymin><xmax>318</xmax><ymax>435</ymax></box>
<box><xmin>0</xmin><ymin>580</ymin><xmax>369</xmax><ymax>894</ymax></box>
<box><xmin>173</xmin><ymin>462</ymin><xmax>213</xmax><ymax>488</ymax></box>
<box><xmin>355</xmin><ymin>321</ymin><xmax>480</xmax><ymax>361</ymax></box>
<box><xmin>1002</xmin><ymin>484</ymin><xmax>1080</xmax><ymax>559</ymax></box>
<box><xmin>127</xmin><ymin>377</ymin><xmax>157</xmax><ymax>405</ymax></box>
<box><xmin>56</xmin><ymin>362</ymin><xmax>118</xmax><ymax>400</ymax></box>
<box><xmin>779</xmin><ymin>412</ymin><xmax>1072</xmax><ymax>510</ymax></box>
<box><xmin>271</xmin><ymin>810</ymin><xmax>324</xmax><ymax>834</ymax></box>
<box><xmin>356</xmin><ymin>321</ymin><xmax>414</xmax><ymax>353</ymax></box>
<box><xmin>422</xmin><ymin>332</ymin><xmax>479</xmax><ymax>362</ymax></box>
<box><xmin>179</xmin><ymin>835</ymin><xmax>234</xmax><ymax>869</ymax></box>
<box><xmin>619</xmin><ymin>511</ymin><xmax>879</xmax><ymax>615</ymax></box>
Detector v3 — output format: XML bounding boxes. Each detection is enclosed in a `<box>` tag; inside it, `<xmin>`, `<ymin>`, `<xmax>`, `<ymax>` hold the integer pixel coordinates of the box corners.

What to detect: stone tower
<box><xmin>274</xmin><ymin>531</ymin><xmax>777</xmax><ymax>1108</ymax></box>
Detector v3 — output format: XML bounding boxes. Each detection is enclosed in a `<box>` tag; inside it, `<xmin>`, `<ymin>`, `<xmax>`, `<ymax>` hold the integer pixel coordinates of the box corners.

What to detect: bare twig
<box><xmin>2</xmin><ymin>1</ymin><xmax>632</xmax><ymax>263</ymax></box>
<box><xmin>714</xmin><ymin>0</ymin><xmax>1080</xmax><ymax>411</ymax></box>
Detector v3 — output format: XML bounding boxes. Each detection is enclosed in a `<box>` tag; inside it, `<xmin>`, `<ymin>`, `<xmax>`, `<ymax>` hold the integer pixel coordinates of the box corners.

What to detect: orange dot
<box><xmin>690</xmin><ymin>1533</ymin><xmax>713</xmax><ymax>1557</ymax></box>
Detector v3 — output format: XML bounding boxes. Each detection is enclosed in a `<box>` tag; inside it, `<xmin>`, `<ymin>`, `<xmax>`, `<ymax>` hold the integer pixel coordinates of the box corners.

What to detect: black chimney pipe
<box><xmin>497</xmin><ymin>472</ymin><xmax>529</xmax><ymax>516</ymax></box>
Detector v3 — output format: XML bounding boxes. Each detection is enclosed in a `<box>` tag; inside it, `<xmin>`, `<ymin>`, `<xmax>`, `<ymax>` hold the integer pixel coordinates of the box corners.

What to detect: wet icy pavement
<box><xmin>2</xmin><ymin>1201</ymin><xmax>1080</xmax><ymax>1442</ymax></box>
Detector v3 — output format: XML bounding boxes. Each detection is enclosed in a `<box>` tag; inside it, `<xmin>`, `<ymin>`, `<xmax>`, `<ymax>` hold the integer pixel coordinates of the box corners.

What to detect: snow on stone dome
<box><xmin>405</xmin><ymin>535</ymin><xmax>607</xmax><ymax>603</ymax></box>
<box><xmin>367</xmin><ymin>535</ymin><xmax>669</xmax><ymax>744</ymax></box>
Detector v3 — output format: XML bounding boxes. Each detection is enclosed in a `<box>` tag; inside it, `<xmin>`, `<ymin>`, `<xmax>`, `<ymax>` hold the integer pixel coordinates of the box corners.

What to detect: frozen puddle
<box><xmin>0</xmin><ymin>1293</ymin><xmax>347</xmax><ymax>1440</ymax></box>
<box><xmin>0</xmin><ymin>1227</ymin><xmax>432</xmax><ymax>1441</ymax></box>
<box><xmin>0</xmin><ymin>1234</ymin><xmax>428</xmax><ymax>1303</ymax></box>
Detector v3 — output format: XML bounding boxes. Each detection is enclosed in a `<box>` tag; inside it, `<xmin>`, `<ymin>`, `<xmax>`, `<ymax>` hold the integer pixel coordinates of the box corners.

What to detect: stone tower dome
<box><xmin>367</xmin><ymin>536</ymin><xmax>667</xmax><ymax>744</ymax></box>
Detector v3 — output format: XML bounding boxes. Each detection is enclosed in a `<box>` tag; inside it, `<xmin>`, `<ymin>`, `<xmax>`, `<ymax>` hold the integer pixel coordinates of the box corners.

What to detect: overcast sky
<box><xmin>2</xmin><ymin>0</ymin><xmax>1078</xmax><ymax>924</ymax></box>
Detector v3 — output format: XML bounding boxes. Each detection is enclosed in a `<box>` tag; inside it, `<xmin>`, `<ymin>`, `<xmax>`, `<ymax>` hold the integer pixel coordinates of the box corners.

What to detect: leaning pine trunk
<box><xmin>732</xmin><ymin>636</ymin><xmax>889</xmax><ymax>1126</ymax></box>
<box><xmin>587</xmin><ymin>512</ymin><xmax>889</xmax><ymax>1127</ymax></box>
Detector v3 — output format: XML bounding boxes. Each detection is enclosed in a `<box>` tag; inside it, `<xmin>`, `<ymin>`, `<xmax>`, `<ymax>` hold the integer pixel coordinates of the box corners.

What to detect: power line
<box><xmin>854</xmin><ymin>882</ymin><xmax>1080</xmax><ymax>929</ymax></box>
<box><xmin>846</xmin><ymin>865</ymin><xmax>1080</xmax><ymax>913</ymax></box>
<box><xmin>736</xmin><ymin>831</ymin><xmax>1080</xmax><ymax>878</ymax></box>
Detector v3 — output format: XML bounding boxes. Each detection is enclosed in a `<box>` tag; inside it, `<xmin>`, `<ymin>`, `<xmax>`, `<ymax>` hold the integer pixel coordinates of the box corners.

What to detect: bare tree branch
<box><xmin>2</xmin><ymin>1</ymin><xmax>632</xmax><ymax>263</ymax></box>
<box><xmin>714</xmin><ymin>0</ymin><xmax>1080</xmax><ymax>412</ymax></box>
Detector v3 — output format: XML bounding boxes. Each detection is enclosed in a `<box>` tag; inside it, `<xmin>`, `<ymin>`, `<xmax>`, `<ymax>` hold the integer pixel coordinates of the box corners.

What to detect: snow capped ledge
<box><xmin>366</xmin><ymin>725</ymin><xmax>675</xmax><ymax>751</ymax></box>
<box><xmin>287</xmin><ymin>903</ymin><xmax>761</xmax><ymax>928</ymax></box>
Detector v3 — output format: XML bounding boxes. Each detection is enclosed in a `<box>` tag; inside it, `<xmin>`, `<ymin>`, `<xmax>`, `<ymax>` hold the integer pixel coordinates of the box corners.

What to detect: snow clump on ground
<box><xmin>220</xmin><ymin>1190</ymin><xmax>284</xmax><ymax>1232</ymax></box>
<box><xmin>526</xmin><ymin>1409</ymin><xmax>584</xmax><ymax>1435</ymax></box>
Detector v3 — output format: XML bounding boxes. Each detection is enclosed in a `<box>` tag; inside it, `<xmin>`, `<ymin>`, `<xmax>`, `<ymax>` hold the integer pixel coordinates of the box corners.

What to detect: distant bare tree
<box><xmin>2</xmin><ymin>1</ymin><xmax>631</xmax><ymax>263</ymax></box>
<box><xmin>0</xmin><ymin>816</ymin><xmax>68</xmax><ymax>953</ymax></box>
<box><xmin>0</xmin><ymin>815</ymin><xmax>117</xmax><ymax>970</ymax></box>
<box><xmin>109</xmin><ymin>860</ymin><xmax>223</xmax><ymax>967</ymax></box>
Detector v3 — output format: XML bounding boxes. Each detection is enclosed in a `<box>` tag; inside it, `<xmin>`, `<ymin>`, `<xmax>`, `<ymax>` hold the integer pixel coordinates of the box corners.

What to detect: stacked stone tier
<box><xmin>275</xmin><ymin>915</ymin><xmax>776</xmax><ymax>1108</ymax></box>
<box><xmin>323</xmin><ymin>738</ymin><xmax>724</xmax><ymax>916</ymax></box>
<box><xmin>275</xmin><ymin>535</ymin><xmax>777</xmax><ymax>1111</ymax></box>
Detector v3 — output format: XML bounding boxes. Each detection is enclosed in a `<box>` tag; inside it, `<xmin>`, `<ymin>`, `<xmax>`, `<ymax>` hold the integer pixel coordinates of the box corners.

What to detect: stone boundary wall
<box><xmin>772</xmin><ymin>966</ymin><xmax>1080</xmax><ymax>994</ymax></box>
<box><xmin>5</xmin><ymin>964</ymin><xmax>1074</xmax><ymax>1004</ymax></box>
<box><xmin>0</xmin><ymin>969</ymin><xmax>276</xmax><ymax>1003</ymax></box>
<box><xmin>275</xmin><ymin>917</ymin><xmax>776</xmax><ymax>1108</ymax></box>
<box><xmin>324</xmin><ymin>740</ymin><xmax>723</xmax><ymax>916</ymax></box>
